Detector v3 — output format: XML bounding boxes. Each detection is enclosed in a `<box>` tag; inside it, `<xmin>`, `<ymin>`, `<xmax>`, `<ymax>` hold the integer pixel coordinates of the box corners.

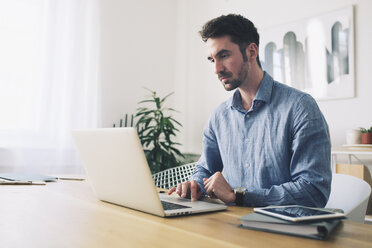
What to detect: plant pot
<box><xmin>361</xmin><ymin>133</ymin><xmax>372</xmax><ymax>144</ymax></box>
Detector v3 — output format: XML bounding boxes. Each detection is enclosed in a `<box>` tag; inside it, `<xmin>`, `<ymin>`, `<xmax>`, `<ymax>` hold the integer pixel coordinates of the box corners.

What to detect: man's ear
<box><xmin>245</xmin><ymin>43</ymin><xmax>258</xmax><ymax>61</ymax></box>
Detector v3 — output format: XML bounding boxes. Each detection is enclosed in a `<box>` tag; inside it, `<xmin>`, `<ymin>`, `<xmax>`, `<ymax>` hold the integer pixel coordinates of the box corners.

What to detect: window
<box><xmin>0</xmin><ymin>0</ymin><xmax>100</xmax><ymax>173</ymax></box>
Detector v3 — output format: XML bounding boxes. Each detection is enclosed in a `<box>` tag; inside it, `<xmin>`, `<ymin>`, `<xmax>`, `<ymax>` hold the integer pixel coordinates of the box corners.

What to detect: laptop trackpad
<box><xmin>159</xmin><ymin>193</ymin><xmax>226</xmax><ymax>211</ymax></box>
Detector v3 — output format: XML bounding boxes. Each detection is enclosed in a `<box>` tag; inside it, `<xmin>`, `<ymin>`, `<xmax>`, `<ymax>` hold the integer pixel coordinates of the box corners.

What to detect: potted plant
<box><xmin>360</xmin><ymin>127</ymin><xmax>372</xmax><ymax>144</ymax></box>
<box><xmin>135</xmin><ymin>89</ymin><xmax>184</xmax><ymax>173</ymax></box>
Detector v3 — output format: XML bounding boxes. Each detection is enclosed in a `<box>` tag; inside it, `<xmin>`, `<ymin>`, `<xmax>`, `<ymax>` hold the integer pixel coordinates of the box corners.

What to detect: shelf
<box><xmin>343</xmin><ymin>144</ymin><xmax>372</xmax><ymax>149</ymax></box>
<box><xmin>332</xmin><ymin>148</ymin><xmax>372</xmax><ymax>155</ymax></box>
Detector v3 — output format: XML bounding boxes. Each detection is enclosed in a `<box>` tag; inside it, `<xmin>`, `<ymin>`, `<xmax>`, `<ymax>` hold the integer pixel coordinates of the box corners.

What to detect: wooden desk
<box><xmin>1</xmin><ymin>179</ymin><xmax>372</xmax><ymax>248</ymax></box>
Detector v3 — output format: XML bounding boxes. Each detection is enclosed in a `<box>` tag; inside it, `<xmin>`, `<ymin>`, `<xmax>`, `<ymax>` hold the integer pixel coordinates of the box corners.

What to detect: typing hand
<box><xmin>203</xmin><ymin>172</ymin><xmax>235</xmax><ymax>203</ymax></box>
<box><xmin>168</xmin><ymin>180</ymin><xmax>202</xmax><ymax>201</ymax></box>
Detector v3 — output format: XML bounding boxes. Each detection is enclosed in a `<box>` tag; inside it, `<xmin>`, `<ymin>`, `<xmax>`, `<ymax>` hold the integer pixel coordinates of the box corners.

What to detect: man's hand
<box><xmin>168</xmin><ymin>180</ymin><xmax>202</xmax><ymax>201</ymax></box>
<box><xmin>203</xmin><ymin>172</ymin><xmax>235</xmax><ymax>203</ymax></box>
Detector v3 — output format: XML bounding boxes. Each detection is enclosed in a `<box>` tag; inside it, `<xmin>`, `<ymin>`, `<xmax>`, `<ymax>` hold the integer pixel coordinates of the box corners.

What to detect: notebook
<box><xmin>72</xmin><ymin>127</ymin><xmax>227</xmax><ymax>217</ymax></box>
<box><xmin>238</xmin><ymin>211</ymin><xmax>341</xmax><ymax>240</ymax></box>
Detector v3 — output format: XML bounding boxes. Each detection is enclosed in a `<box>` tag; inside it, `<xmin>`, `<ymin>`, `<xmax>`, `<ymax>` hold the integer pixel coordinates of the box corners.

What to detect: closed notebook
<box><xmin>238</xmin><ymin>212</ymin><xmax>341</xmax><ymax>240</ymax></box>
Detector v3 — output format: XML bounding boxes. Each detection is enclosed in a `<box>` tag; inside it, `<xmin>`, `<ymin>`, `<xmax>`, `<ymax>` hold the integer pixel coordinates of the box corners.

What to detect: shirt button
<box><xmin>246</xmin><ymin>114</ymin><xmax>250</xmax><ymax>118</ymax></box>
<box><xmin>246</xmin><ymin>138</ymin><xmax>249</xmax><ymax>142</ymax></box>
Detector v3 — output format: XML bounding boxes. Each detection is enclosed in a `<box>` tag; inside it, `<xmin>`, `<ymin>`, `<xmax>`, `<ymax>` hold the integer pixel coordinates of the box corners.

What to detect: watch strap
<box><xmin>234</xmin><ymin>187</ymin><xmax>246</xmax><ymax>206</ymax></box>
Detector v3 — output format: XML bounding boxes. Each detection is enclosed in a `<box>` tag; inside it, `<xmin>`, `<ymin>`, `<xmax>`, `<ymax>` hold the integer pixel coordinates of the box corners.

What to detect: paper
<box><xmin>0</xmin><ymin>173</ymin><xmax>58</xmax><ymax>182</ymax></box>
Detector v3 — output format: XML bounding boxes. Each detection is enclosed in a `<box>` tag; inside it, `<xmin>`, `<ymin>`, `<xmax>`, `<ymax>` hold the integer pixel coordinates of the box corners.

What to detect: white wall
<box><xmin>99</xmin><ymin>0</ymin><xmax>372</xmax><ymax>155</ymax></box>
<box><xmin>173</xmin><ymin>0</ymin><xmax>372</xmax><ymax>154</ymax></box>
<box><xmin>98</xmin><ymin>0</ymin><xmax>178</xmax><ymax>127</ymax></box>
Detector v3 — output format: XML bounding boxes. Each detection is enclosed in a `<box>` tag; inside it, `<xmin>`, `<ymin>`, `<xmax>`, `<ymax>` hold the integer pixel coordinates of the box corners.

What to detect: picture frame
<box><xmin>259</xmin><ymin>6</ymin><xmax>354</xmax><ymax>100</ymax></box>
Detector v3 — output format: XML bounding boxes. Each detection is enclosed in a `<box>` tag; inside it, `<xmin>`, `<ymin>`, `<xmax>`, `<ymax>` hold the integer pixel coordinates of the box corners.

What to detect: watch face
<box><xmin>234</xmin><ymin>187</ymin><xmax>246</xmax><ymax>194</ymax></box>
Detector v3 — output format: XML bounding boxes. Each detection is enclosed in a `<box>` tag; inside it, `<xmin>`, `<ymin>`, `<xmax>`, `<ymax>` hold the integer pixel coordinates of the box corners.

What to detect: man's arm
<box><xmin>189</xmin><ymin>118</ymin><xmax>224</xmax><ymax>193</ymax></box>
<box><xmin>242</xmin><ymin>95</ymin><xmax>332</xmax><ymax>207</ymax></box>
<box><xmin>169</xmin><ymin>116</ymin><xmax>225</xmax><ymax>200</ymax></box>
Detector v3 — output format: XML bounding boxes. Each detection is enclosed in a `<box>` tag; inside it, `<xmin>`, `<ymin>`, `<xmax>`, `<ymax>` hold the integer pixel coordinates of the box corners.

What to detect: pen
<box><xmin>0</xmin><ymin>181</ymin><xmax>46</xmax><ymax>185</ymax></box>
<box><xmin>58</xmin><ymin>177</ymin><xmax>85</xmax><ymax>181</ymax></box>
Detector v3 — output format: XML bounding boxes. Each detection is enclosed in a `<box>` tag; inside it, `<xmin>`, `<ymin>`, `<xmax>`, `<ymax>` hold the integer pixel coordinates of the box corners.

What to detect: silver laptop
<box><xmin>72</xmin><ymin>128</ymin><xmax>226</xmax><ymax>217</ymax></box>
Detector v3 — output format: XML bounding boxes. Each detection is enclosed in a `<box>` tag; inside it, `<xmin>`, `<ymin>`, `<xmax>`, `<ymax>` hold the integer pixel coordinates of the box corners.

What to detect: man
<box><xmin>168</xmin><ymin>14</ymin><xmax>331</xmax><ymax>207</ymax></box>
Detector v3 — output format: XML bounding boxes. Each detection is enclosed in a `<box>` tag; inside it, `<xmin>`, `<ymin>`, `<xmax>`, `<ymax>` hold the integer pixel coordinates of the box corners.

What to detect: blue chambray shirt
<box><xmin>190</xmin><ymin>72</ymin><xmax>331</xmax><ymax>207</ymax></box>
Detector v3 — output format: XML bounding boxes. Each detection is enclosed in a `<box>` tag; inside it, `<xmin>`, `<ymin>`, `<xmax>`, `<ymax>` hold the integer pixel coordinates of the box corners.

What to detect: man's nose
<box><xmin>214</xmin><ymin>60</ymin><xmax>225</xmax><ymax>75</ymax></box>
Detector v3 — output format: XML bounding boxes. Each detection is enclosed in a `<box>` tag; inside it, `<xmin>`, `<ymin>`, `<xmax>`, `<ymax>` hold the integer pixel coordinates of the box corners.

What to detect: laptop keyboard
<box><xmin>161</xmin><ymin>201</ymin><xmax>191</xmax><ymax>210</ymax></box>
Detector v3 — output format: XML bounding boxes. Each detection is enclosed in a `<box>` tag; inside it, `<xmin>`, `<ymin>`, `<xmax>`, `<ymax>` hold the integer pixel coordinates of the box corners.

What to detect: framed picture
<box><xmin>259</xmin><ymin>6</ymin><xmax>354</xmax><ymax>100</ymax></box>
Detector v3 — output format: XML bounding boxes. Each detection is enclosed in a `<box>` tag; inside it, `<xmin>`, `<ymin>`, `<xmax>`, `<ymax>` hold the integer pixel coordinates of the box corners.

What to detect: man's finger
<box><xmin>203</xmin><ymin>177</ymin><xmax>210</xmax><ymax>183</ymax></box>
<box><xmin>176</xmin><ymin>183</ymin><xmax>182</xmax><ymax>196</ymax></box>
<box><xmin>190</xmin><ymin>180</ymin><xmax>199</xmax><ymax>201</ymax></box>
<box><xmin>203</xmin><ymin>178</ymin><xmax>211</xmax><ymax>190</ymax></box>
<box><xmin>168</xmin><ymin>187</ymin><xmax>176</xmax><ymax>195</ymax></box>
<box><xmin>181</xmin><ymin>182</ymin><xmax>189</xmax><ymax>198</ymax></box>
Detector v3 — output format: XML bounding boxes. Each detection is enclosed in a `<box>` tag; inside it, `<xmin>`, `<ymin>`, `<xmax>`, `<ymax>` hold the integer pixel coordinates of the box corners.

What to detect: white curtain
<box><xmin>0</xmin><ymin>0</ymin><xmax>100</xmax><ymax>174</ymax></box>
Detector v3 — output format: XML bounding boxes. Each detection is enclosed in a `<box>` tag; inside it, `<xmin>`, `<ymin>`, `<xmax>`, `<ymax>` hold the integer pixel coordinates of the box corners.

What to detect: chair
<box><xmin>152</xmin><ymin>162</ymin><xmax>196</xmax><ymax>189</ymax></box>
<box><xmin>325</xmin><ymin>173</ymin><xmax>371</xmax><ymax>223</ymax></box>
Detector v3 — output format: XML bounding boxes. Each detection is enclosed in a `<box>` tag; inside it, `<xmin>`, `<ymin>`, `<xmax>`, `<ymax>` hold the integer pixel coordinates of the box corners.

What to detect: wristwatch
<box><xmin>233</xmin><ymin>187</ymin><xmax>246</xmax><ymax>206</ymax></box>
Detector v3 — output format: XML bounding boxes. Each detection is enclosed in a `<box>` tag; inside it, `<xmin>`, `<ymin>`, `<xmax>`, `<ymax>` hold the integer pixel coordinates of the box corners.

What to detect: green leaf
<box><xmin>136</xmin><ymin>107</ymin><xmax>149</xmax><ymax>112</ymax></box>
<box><xmin>160</xmin><ymin>92</ymin><xmax>174</xmax><ymax>104</ymax></box>
<box><xmin>138</xmin><ymin>99</ymin><xmax>155</xmax><ymax>104</ymax></box>
<box><xmin>168</xmin><ymin>117</ymin><xmax>182</xmax><ymax>127</ymax></box>
<box><xmin>169</xmin><ymin>146</ymin><xmax>184</xmax><ymax>157</ymax></box>
<box><xmin>134</xmin><ymin>88</ymin><xmax>184</xmax><ymax>173</ymax></box>
<box><xmin>154</xmin><ymin>97</ymin><xmax>161</xmax><ymax>109</ymax></box>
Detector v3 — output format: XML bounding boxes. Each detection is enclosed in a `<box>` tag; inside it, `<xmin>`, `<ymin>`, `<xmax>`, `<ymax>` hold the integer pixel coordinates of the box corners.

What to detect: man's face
<box><xmin>206</xmin><ymin>36</ymin><xmax>249</xmax><ymax>91</ymax></box>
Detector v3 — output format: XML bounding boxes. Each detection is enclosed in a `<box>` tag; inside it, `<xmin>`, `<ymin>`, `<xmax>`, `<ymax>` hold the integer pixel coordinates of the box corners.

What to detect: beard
<box><xmin>218</xmin><ymin>64</ymin><xmax>248</xmax><ymax>91</ymax></box>
<box><xmin>221</xmin><ymin>78</ymin><xmax>242</xmax><ymax>91</ymax></box>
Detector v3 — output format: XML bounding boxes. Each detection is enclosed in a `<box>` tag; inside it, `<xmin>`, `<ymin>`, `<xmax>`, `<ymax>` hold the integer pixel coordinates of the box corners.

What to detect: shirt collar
<box><xmin>228</xmin><ymin>72</ymin><xmax>274</xmax><ymax>111</ymax></box>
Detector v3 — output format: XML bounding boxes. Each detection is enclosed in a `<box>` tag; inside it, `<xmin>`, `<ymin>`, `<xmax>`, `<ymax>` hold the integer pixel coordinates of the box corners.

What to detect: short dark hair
<box><xmin>199</xmin><ymin>14</ymin><xmax>262</xmax><ymax>68</ymax></box>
